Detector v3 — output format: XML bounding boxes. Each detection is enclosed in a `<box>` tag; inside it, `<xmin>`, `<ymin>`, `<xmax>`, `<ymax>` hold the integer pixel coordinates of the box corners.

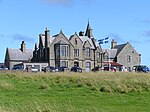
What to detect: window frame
<box><xmin>127</xmin><ymin>55</ymin><xmax>131</xmax><ymax>62</ymax></box>
<box><xmin>60</xmin><ymin>45</ymin><xmax>68</xmax><ymax>57</ymax></box>
<box><xmin>85</xmin><ymin>47</ymin><xmax>90</xmax><ymax>58</ymax></box>
<box><xmin>74</xmin><ymin>49</ymin><xmax>79</xmax><ymax>57</ymax></box>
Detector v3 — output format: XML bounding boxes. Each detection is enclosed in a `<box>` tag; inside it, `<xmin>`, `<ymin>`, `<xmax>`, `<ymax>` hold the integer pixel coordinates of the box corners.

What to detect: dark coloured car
<box><xmin>56</xmin><ymin>66</ymin><xmax>69</xmax><ymax>72</ymax></box>
<box><xmin>133</xmin><ymin>65</ymin><xmax>149</xmax><ymax>73</ymax></box>
<box><xmin>12</xmin><ymin>66</ymin><xmax>23</xmax><ymax>70</ymax></box>
<box><xmin>103</xmin><ymin>66</ymin><xmax>116</xmax><ymax>71</ymax></box>
<box><xmin>91</xmin><ymin>66</ymin><xmax>102</xmax><ymax>72</ymax></box>
<box><xmin>43</xmin><ymin>66</ymin><xmax>56</xmax><ymax>72</ymax></box>
<box><xmin>103</xmin><ymin>66</ymin><xmax>109</xmax><ymax>71</ymax></box>
<box><xmin>70</xmin><ymin>66</ymin><xmax>82</xmax><ymax>73</ymax></box>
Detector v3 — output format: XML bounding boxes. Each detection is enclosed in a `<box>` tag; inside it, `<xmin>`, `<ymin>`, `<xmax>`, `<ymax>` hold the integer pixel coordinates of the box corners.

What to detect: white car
<box><xmin>0</xmin><ymin>66</ymin><xmax>8</xmax><ymax>70</ymax></box>
<box><xmin>31</xmin><ymin>67</ymin><xmax>39</xmax><ymax>72</ymax></box>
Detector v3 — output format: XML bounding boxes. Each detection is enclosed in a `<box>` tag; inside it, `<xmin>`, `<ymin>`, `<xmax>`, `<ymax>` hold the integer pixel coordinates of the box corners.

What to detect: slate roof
<box><xmin>53</xmin><ymin>34</ymin><xmax>59</xmax><ymax>38</ymax></box>
<box><xmin>113</xmin><ymin>43</ymin><xmax>127</xmax><ymax>55</ymax></box>
<box><xmin>8</xmin><ymin>48</ymin><xmax>33</xmax><ymax>61</ymax></box>
<box><xmin>103</xmin><ymin>42</ymin><xmax>129</xmax><ymax>58</ymax></box>
<box><xmin>79</xmin><ymin>36</ymin><xmax>95</xmax><ymax>49</ymax></box>
<box><xmin>102</xmin><ymin>49</ymin><xmax>118</xmax><ymax>59</ymax></box>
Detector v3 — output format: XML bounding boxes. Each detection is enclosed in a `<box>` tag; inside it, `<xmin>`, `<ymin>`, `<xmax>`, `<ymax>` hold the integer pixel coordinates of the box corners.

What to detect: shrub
<box><xmin>39</xmin><ymin>84</ymin><xmax>48</xmax><ymax>90</ymax></box>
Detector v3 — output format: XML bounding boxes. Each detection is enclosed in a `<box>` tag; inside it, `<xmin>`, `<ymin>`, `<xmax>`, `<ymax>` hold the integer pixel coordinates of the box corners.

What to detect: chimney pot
<box><xmin>21</xmin><ymin>41</ymin><xmax>26</xmax><ymax>52</ymax></box>
<box><xmin>111</xmin><ymin>39</ymin><xmax>117</xmax><ymax>49</ymax></box>
<box><xmin>79</xmin><ymin>31</ymin><xmax>84</xmax><ymax>36</ymax></box>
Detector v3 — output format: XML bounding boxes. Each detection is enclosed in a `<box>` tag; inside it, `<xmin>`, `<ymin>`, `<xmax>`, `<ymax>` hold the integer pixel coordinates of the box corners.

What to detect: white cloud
<box><xmin>12</xmin><ymin>34</ymin><xmax>35</xmax><ymax>43</ymax></box>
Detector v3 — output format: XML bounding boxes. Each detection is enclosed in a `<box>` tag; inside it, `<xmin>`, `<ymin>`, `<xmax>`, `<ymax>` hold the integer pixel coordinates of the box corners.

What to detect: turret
<box><xmin>85</xmin><ymin>21</ymin><xmax>93</xmax><ymax>38</ymax></box>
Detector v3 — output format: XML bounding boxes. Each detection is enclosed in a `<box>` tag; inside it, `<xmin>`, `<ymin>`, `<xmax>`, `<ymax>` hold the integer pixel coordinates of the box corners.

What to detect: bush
<box><xmin>39</xmin><ymin>84</ymin><xmax>48</xmax><ymax>90</ymax></box>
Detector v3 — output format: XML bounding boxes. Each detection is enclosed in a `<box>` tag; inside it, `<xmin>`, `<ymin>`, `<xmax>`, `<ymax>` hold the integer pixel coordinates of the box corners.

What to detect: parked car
<box><xmin>133</xmin><ymin>65</ymin><xmax>149</xmax><ymax>73</ymax></box>
<box><xmin>0</xmin><ymin>66</ymin><xmax>8</xmax><ymax>70</ymax></box>
<box><xmin>57</xmin><ymin>66</ymin><xmax>69</xmax><ymax>72</ymax></box>
<box><xmin>12</xmin><ymin>66</ymin><xmax>23</xmax><ymax>70</ymax></box>
<box><xmin>70</xmin><ymin>66</ymin><xmax>82</xmax><ymax>73</ymax></box>
<box><xmin>31</xmin><ymin>67</ymin><xmax>39</xmax><ymax>72</ymax></box>
<box><xmin>43</xmin><ymin>66</ymin><xmax>56</xmax><ymax>72</ymax></box>
<box><xmin>91</xmin><ymin>66</ymin><xmax>102</xmax><ymax>72</ymax></box>
<box><xmin>103</xmin><ymin>66</ymin><xmax>116</xmax><ymax>71</ymax></box>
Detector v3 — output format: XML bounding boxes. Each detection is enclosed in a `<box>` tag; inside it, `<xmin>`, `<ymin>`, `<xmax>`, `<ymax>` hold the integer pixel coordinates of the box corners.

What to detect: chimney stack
<box><xmin>45</xmin><ymin>27</ymin><xmax>50</xmax><ymax>48</ymax></box>
<box><xmin>45</xmin><ymin>27</ymin><xmax>50</xmax><ymax>62</ymax></box>
<box><xmin>111</xmin><ymin>39</ymin><xmax>117</xmax><ymax>49</ymax></box>
<box><xmin>21</xmin><ymin>41</ymin><xmax>26</xmax><ymax>52</ymax></box>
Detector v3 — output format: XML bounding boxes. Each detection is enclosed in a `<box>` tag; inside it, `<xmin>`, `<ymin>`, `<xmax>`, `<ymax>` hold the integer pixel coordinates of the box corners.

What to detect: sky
<box><xmin>0</xmin><ymin>0</ymin><xmax>150</xmax><ymax>66</ymax></box>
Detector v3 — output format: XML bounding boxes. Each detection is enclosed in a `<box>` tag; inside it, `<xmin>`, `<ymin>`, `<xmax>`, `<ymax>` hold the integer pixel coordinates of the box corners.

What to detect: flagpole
<box><xmin>109</xmin><ymin>49</ymin><xmax>111</xmax><ymax>71</ymax></box>
<box><xmin>98</xmin><ymin>37</ymin><xmax>109</xmax><ymax>70</ymax></box>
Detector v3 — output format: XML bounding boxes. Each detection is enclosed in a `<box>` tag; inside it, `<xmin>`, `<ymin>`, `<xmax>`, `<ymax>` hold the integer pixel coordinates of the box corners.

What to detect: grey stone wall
<box><xmin>117</xmin><ymin>43</ymin><xmax>141</xmax><ymax>71</ymax></box>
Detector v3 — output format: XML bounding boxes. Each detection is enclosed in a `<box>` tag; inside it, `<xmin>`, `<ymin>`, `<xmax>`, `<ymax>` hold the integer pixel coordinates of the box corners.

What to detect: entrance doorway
<box><xmin>85</xmin><ymin>62</ymin><xmax>91</xmax><ymax>72</ymax></box>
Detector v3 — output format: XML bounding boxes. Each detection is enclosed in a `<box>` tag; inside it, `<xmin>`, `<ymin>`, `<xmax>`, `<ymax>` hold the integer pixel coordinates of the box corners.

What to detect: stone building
<box><xmin>32</xmin><ymin>22</ymin><xmax>103</xmax><ymax>72</ymax></box>
<box><xmin>5</xmin><ymin>41</ymin><xmax>33</xmax><ymax>69</ymax></box>
<box><xmin>103</xmin><ymin>39</ymin><xmax>141</xmax><ymax>71</ymax></box>
<box><xmin>5</xmin><ymin>22</ymin><xmax>141</xmax><ymax>71</ymax></box>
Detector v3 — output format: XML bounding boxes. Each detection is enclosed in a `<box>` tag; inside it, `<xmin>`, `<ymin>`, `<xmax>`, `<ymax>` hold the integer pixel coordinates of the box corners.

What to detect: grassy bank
<box><xmin>0</xmin><ymin>71</ymin><xmax>150</xmax><ymax>112</ymax></box>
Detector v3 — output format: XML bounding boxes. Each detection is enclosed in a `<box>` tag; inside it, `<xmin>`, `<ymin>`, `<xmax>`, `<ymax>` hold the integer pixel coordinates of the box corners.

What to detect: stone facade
<box><xmin>32</xmin><ymin>22</ymin><xmax>103</xmax><ymax>71</ymax></box>
<box><xmin>5</xmin><ymin>22</ymin><xmax>141</xmax><ymax>71</ymax></box>
<box><xmin>5</xmin><ymin>42</ymin><xmax>33</xmax><ymax>70</ymax></box>
<box><xmin>103</xmin><ymin>39</ymin><xmax>141</xmax><ymax>71</ymax></box>
<box><xmin>113</xmin><ymin>42</ymin><xmax>141</xmax><ymax>71</ymax></box>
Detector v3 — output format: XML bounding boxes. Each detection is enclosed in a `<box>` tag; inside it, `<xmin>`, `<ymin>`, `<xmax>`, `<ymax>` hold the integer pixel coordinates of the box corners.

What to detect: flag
<box><xmin>105</xmin><ymin>37</ymin><xmax>109</xmax><ymax>40</ymax></box>
<box><xmin>98</xmin><ymin>37</ymin><xmax>109</xmax><ymax>44</ymax></box>
<box><xmin>98</xmin><ymin>39</ymin><xmax>104</xmax><ymax>44</ymax></box>
<box><xmin>104</xmin><ymin>37</ymin><xmax>109</xmax><ymax>43</ymax></box>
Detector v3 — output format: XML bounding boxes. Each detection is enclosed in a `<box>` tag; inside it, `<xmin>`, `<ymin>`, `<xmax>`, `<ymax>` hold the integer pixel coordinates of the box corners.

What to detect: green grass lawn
<box><xmin>0</xmin><ymin>71</ymin><xmax>150</xmax><ymax>112</ymax></box>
